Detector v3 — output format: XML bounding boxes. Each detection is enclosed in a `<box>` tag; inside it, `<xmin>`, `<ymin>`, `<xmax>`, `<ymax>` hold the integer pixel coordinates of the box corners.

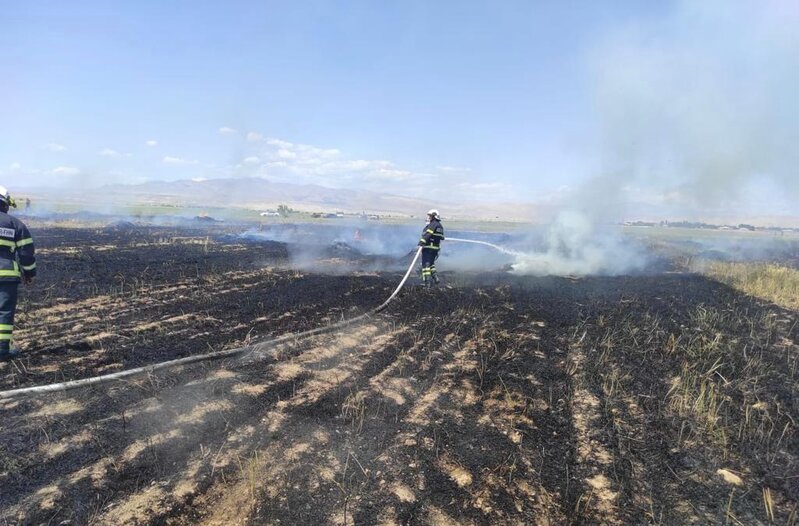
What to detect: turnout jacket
<box><xmin>0</xmin><ymin>212</ymin><xmax>36</xmax><ymax>282</ymax></box>
<box><xmin>419</xmin><ymin>218</ymin><xmax>444</xmax><ymax>250</ymax></box>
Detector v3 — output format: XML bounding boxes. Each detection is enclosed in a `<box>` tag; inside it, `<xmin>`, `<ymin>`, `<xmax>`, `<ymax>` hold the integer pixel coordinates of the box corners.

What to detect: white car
<box><xmin>260</xmin><ymin>211</ymin><xmax>281</xmax><ymax>217</ymax></box>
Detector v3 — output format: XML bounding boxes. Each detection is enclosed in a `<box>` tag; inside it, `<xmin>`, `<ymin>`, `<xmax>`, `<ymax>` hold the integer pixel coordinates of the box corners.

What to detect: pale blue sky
<box><xmin>1</xmin><ymin>1</ymin><xmax>797</xmax><ymax>214</ymax></box>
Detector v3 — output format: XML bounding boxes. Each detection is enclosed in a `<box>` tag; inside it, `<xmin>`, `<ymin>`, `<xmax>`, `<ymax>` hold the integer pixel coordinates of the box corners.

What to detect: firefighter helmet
<box><xmin>427</xmin><ymin>209</ymin><xmax>440</xmax><ymax>220</ymax></box>
<box><xmin>0</xmin><ymin>186</ymin><xmax>14</xmax><ymax>207</ymax></box>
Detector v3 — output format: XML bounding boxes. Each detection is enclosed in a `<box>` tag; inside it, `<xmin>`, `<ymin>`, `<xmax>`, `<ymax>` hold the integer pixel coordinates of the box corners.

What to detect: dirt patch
<box><xmin>29</xmin><ymin>398</ymin><xmax>83</xmax><ymax>418</ymax></box>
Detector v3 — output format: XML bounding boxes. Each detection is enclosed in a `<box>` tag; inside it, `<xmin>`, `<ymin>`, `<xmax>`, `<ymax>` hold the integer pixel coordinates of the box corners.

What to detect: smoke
<box><xmin>239</xmin><ymin>223</ymin><xmax>527</xmax><ymax>275</ymax></box>
<box><xmin>442</xmin><ymin>242</ymin><xmax>515</xmax><ymax>272</ymax></box>
<box><xmin>241</xmin><ymin>222</ymin><xmax>418</xmax><ymax>256</ymax></box>
<box><xmin>670</xmin><ymin>233</ymin><xmax>799</xmax><ymax>268</ymax></box>
<box><xmin>514</xmin><ymin>0</ymin><xmax>799</xmax><ymax>277</ymax></box>
<box><xmin>240</xmin><ymin>220</ymin><xmax>651</xmax><ymax>278</ymax></box>
<box><xmin>591</xmin><ymin>0</ymin><xmax>799</xmax><ymax>206</ymax></box>
<box><xmin>238</xmin><ymin>220</ymin><xmax>652</xmax><ymax>278</ymax></box>
<box><xmin>239</xmin><ymin>222</ymin><xmax>421</xmax><ymax>274</ymax></box>
<box><xmin>511</xmin><ymin>211</ymin><xmax>648</xmax><ymax>276</ymax></box>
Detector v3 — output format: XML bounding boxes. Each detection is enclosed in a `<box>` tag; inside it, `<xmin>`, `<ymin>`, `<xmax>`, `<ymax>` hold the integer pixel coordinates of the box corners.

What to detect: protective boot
<box><xmin>431</xmin><ymin>272</ymin><xmax>440</xmax><ymax>285</ymax></box>
<box><xmin>0</xmin><ymin>347</ymin><xmax>19</xmax><ymax>361</ymax></box>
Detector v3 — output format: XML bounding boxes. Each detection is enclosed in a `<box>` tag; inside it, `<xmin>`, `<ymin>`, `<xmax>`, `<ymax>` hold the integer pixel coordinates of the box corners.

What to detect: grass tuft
<box><xmin>703</xmin><ymin>262</ymin><xmax>799</xmax><ymax>311</ymax></box>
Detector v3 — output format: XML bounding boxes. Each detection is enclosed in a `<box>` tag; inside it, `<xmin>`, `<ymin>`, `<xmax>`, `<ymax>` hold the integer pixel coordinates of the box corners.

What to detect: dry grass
<box><xmin>572</xmin><ymin>297</ymin><xmax>798</xmax><ymax>523</ymax></box>
<box><xmin>703</xmin><ymin>262</ymin><xmax>799</xmax><ymax>311</ymax></box>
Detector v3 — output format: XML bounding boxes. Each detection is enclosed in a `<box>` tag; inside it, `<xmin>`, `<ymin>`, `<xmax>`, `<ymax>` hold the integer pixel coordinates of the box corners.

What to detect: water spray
<box><xmin>446</xmin><ymin>237</ymin><xmax>523</xmax><ymax>257</ymax></box>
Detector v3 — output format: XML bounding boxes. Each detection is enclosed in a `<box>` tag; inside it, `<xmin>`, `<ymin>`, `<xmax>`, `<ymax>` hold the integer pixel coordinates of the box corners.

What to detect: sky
<box><xmin>1</xmin><ymin>1</ymin><xmax>797</xmax><ymax>216</ymax></box>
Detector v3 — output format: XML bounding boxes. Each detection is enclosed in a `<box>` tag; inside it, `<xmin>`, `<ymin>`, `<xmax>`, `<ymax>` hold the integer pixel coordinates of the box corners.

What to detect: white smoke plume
<box><xmin>591</xmin><ymin>0</ymin><xmax>799</xmax><ymax>205</ymax></box>
<box><xmin>514</xmin><ymin>0</ymin><xmax>798</xmax><ymax>277</ymax></box>
<box><xmin>511</xmin><ymin>211</ymin><xmax>648</xmax><ymax>276</ymax></box>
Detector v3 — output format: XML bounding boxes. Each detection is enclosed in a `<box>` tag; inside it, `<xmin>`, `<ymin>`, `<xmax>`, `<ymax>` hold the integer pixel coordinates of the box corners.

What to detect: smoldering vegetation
<box><xmin>234</xmin><ymin>221</ymin><xmax>799</xmax><ymax>280</ymax></box>
<box><xmin>2</xmin><ymin>220</ymin><xmax>797</xmax><ymax>525</ymax></box>
<box><xmin>676</xmin><ymin>235</ymin><xmax>799</xmax><ymax>269</ymax></box>
<box><xmin>15</xmin><ymin>208</ymin><xmax>248</xmax><ymax>230</ymax></box>
<box><xmin>510</xmin><ymin>212</ymin><xmax>652</xmax><ymax>276</ymax></box>
<box><xmin>238</xmin><ymin>222</ymin><xmax>520</xmax><ymax>274</ymax></box>
<box><xmin>237</xmin><ymin>221</ymin><xmax>663</xmax><ymax>277</ymax></box>
<box><xmin>17</xmin><ymin>207</ymin><xmax>799</xmax><ymax>279</ymax></box>
<box><xmin>238</xmin><ymin>223</ymin><xmax>418</xmax><ymax>274</ymax></box>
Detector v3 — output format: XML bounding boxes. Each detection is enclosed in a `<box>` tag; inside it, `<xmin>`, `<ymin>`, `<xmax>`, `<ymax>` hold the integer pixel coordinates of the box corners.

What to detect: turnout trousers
<box><xmin>0</xmin><ymin>282</ymin><xmax>18</xmax><ymax>352</ymax></box>
<box><xmin>420</xmin><ymin>248</ymin><xmax>440</xmax><ymax>284</ymax></box>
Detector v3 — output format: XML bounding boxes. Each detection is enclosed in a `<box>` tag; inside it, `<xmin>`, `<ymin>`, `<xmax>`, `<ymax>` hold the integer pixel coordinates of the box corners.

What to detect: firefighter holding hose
<box><xmin>418</xmin><ymin>209</ymin><xmax>444</xmax><ymax>287</ymax></box>
<box><xmin>0</xmin><ymin>186</ymin><xmax>35</xmax><ymax>361</ymax></box>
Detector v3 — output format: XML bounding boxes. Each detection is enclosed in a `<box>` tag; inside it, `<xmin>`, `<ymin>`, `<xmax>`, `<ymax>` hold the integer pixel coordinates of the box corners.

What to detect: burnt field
<box><xmin>1</xmin><ymin>223</ymin><xmax>797</xmax><ymax>525</ymax></box>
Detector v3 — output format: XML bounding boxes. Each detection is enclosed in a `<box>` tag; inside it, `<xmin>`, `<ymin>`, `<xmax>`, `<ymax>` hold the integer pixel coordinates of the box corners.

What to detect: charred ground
<box><xmin>0</xmin><ymin>222</ymin><xmax>796</xmax><ymax>525</ymax></box>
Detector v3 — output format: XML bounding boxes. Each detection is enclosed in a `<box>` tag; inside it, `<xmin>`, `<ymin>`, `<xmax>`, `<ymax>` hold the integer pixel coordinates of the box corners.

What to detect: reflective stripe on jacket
<box><xmin>418</xmin><ymin>218</ymin><xmax>444</xmax><ymax>250</ymax></box>
<box><xmin>0</xmin><ymin>212</ymin><xmax>36</xmax><ymax>282</ymax></box>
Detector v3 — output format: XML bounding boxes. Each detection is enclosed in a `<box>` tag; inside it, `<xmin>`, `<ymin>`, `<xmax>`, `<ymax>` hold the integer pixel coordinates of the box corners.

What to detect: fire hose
<box><xmin>0</xmin><ymin>237</ymin><xmax>519</xmax><ymax>400</ymax></box>
<box><xmin>0</xmin><ymin>248</ymin><xmax>424</xmax><ymax>399</ymax></box>
<box><xmin>446</xmin><ymin>236</ymin><xmax>523</xmax><ymax>256</ymax></box>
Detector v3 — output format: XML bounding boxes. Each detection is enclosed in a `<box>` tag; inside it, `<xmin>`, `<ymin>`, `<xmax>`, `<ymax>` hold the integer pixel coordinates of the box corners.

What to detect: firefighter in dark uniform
<box><xmin>418</xmin><ymin>209</ymin><xmax>444</xmax><ymax>287</ymax></box>
<box><xmin>0</xmin><ymin>186</ymin><xmax>36</xmax><ymax>361</ymax></box>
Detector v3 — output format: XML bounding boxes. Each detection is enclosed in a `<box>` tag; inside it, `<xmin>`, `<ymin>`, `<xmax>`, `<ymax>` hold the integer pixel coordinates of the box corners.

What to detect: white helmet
<box><xmin>0</xmin><ymin>185</ymin><xmax>13</xmax><ymax>207</ymax></box>
<box><xmin>427</xmin><ymin>209</ymin><xmax>440</xmax><ymax>219</ymax></box>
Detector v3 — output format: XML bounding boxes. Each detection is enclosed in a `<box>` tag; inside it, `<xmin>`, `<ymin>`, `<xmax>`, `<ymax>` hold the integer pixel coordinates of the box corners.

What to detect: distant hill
<box><xmin>33</xmin><ymin>177</ymin><xmax>539</xmax><ymax>221</ymax></box>
<box><xmin>19</xmin><ymin>177</ymin><xmax>797</xmax><ymax>226</ymax></box>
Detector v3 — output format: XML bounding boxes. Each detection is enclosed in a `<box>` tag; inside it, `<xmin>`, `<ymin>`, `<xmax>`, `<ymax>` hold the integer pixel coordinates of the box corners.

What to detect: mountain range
<box><xmin>21</xmin><ymin>177</ymin><xmax>798</xmax><ymax>227</ymax></box>
<box><xmin>30</xmin><ymin>177</ymin><xmax>540</xmax><ymax>221</ymax></box>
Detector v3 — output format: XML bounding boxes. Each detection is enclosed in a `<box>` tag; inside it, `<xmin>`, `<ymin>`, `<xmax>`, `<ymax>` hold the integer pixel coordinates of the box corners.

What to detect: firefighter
<box><xmin>418</xmin><ymin>209</ymin><xmax>444</xmax><ymax>286</ymax></box>
<box><xmin>0</xmin><ymin>186</ymin><xmax>36</xmax><ymax>361</ymax></box>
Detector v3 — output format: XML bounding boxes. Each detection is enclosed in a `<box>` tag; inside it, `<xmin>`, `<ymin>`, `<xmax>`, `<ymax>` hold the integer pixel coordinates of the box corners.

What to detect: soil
<box><xmin>0</xmin><ymin>223</ymin><xmax>796</xmax><ymax>525</ymax></box>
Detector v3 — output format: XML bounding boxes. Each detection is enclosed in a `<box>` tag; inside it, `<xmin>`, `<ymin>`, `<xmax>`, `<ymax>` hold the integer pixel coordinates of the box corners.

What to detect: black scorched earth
<box><xmin>0</xmin><ymin>223</ymin><xmax>796</xmax><ymax>525</ymax></box>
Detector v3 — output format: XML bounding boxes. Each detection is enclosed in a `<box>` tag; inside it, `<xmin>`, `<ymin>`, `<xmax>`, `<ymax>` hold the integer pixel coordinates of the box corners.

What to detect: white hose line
<box><xmin>0</xmin><ymin>247</ymin><xmax>423</xmax><ymax>400</ymax></box>
<box><xmin>375</xmin><ymin>245</ymin><xmax>422</xmax><ymax>312</ymax></box>
<box><xmin>446</xmin><ymin>236</ymin><xmax>523</xmax><ymax>257</ymax></box>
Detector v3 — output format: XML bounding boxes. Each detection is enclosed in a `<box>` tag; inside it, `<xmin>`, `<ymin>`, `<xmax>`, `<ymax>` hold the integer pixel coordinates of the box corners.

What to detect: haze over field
<box><xmin>3</xmin><ymin>1</ymin><xmax>796</xmax><ymax>216</ymax></box>
<box><xmin>3</xmin><ymin>0</ymin><xmax>799</xmax><ymax>276</ymax></box>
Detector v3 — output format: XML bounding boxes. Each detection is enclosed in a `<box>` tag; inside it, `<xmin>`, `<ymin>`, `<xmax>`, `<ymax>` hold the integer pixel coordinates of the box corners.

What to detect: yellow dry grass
<box><xmin>703</xmin><ymin>262</ymin><xmax>799</xmax><ymax>311</ymax></box>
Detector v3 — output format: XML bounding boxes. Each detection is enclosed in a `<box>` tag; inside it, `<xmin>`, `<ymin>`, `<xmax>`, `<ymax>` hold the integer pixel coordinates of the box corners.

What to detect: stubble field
<box><xmin>0</xmin><ymin>221</ymin><xmax>796</xmax><ymax>525</ymax></box>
